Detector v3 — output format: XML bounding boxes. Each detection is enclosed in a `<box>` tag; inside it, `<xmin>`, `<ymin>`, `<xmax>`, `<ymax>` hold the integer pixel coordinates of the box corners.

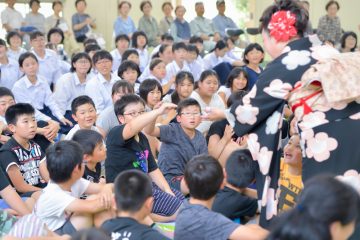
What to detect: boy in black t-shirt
<box><xmin>0</xmin><ymin>103</ymin><xmax>49</xmax><ymax>196</ymax></box>
<box><xmin>72</xmin><ymin>129</ymin><xmax>106</xmax><ymax>183</ymax></box>
<box><xmin>105</xmin><ymin>94</ymin><xmax>184</xmax><ymax>222</ymax></box>
<box><xmin>101</xmin><ymin>170</ymin><xmax>169</xmax><ymax>240</ymax></box>
<box><xmin>212</xmin><ymin>149</ymin><xmax>258</xmax><ymax>223</ymax></box>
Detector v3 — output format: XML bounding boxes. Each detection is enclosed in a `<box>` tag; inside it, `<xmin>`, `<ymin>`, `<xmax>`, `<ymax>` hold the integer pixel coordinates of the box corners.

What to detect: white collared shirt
<box><xmin>12</xmin><ymin>75</ymin><xmax>64</xmax><ymax>121</ymax></box>
<box><xmin>137</xmin><ymin>48</ymin><xmax>149</xmax><ymax>72</ymax></box>
<box><xmin>84</xmin><ymin>72</ymin><xmax>120</xmax><ymax>113</ymax></box>
<box><xmin>110</xmin><ymin>48</ymin><xmax>122</xmax><ymax>73</ymax></box>
<box><xmin>53</xmin><ymin>72</ymin><xmax>92</xmax><ymax>115</ymax></box>
<box><xmin>203</xmin><ymin>52</ymin><xmax>234</xmax><ymax>70</ymax></box>
<box><xmin>7</xmin><ymin>47</ymin><xmax>27</xmax><ymax>62</ymax></box>
<box><xmin>164</xmin><ymin>60</ymin><xmax>190</xmax><ymax>87</ymax></box>
<box><xmin>0</xmin><ymin>58</ymin><xmax>22</xmax><ymax>89</ymax></box>
<box><xmin>31</xmin><ymin>49</ymin><xmax>63</xmax><ymax>86</ymax></box>
<box><xmin>187</xmin><ymin>59</ymin><xmax>204</xmax><ymax>82</ymax></box>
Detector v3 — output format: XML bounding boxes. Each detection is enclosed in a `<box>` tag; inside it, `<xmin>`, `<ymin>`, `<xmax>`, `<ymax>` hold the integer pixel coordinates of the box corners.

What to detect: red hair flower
<box><xmin>268</xmin><ymin>10</ymin><xmax>298</xmax><ymax>42</ymax></box>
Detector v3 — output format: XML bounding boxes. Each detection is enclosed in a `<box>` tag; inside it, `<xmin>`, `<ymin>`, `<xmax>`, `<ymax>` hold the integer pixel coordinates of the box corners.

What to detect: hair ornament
<box><xmin>268</xmin><ymin>10</ymin><xmax>298</xmax><ymax>42</ymax></box>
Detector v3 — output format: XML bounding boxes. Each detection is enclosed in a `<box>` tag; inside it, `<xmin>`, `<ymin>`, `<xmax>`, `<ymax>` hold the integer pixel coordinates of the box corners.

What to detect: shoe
<box><xmin>225</xmin><ymin>28</ymin><xmax>244</xmax><ymax>37</ymax></box>
<box><xmin>246</xmin><ymin>28</ymin><xmax>260</xmax><ymax>35</ymax></box>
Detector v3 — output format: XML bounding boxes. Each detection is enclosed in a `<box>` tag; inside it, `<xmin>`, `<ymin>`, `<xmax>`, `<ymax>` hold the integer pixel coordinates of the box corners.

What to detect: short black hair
<box><xmin>212</xmin><ymin>40</ymin><xmax>227</xmax><ymax>52</ymax></box>
<box><xmin>177</xmin><ymin>98</ymin><xmax>201</xmax><ymax>115</ymax></box>
<box><xmin>139</xmin><ymin>79</ymin><xmax>163</xmax><ymax>103</ymax></box>
<box><xmin>6</xmin><ymin>31</ymin><xmax>22</xmax><ymax>45</ymax></box>
<box><xmin>5</xmin><ymin>103</ymin><xmax>35</xmax><ymax>126</ymax></box>
<box><xmin>46</xmin><ymin>141</ymin><xmax>84</xmax><ymax>183</ymax></box>
<box><xmin>199</xmin><ymin>69</ymin><xmax>219</xmax><ymax>83</ymax></box>
<box><xmin>0</xmin><ymin>38</ymin><xmax>6</xmax><ymax>47</ymax></box>
<box><xmin>92</xmin><ymin>50</ymin><xmax>112</xmax><ymax>65</ymax></box>
<box><xmin>114</xmin><ymin>170</ymin><xmax>153</xmax><ymax>212</ymax></box>
<box><xmin>29</xmin><ymin>0</ymin><xmax>40</xmax><ymax>7</ymax></box>
<box><xmin>71</xmin><ymin>95</ymin><xmax>96</xmax><ymax>114</ymax></box>
<box><xmin>172</xmin><ymin>42</ymin><xmax>187</xmax><ymax>52</ymax></box>
<box><xmin>187</xmin><ymin>44</ymin><xmax>199</xmax><ymax>56</ymax></box>
<box><xmin>112</xmin><ymin>80</ymin><xmax>134</xmax><ymax>96</ymax></box>
<box><xmin>115</xmin><ymin>34</ymin><xmax>130</xmax><ymax>45</ymax></box>
<box><xmin>72</xmin><ymin>129</ymin><xmax>103</xmax><ymax>155</ymax></box>
<box><xmin>83</xmin><ymin>38</ymin><xmax>98</xmax><ymax>47</ymax></box>
<box><xmin>30</xmin><ymin>31</ymin><xmax>44</xmax><ymax>41</ymax></box>
<box><xmin>131</xmin><ymin>31</ymin><xmax>148</xmax><ymax>49</ymax></box>
<box><xmin>75</xmin><ymin>0</ymin><xmax>86</xmax><ymax>7</ymax></box>
<box><xmin>71</xmin><ymin>228</ymin><xmax>110</xmax><ymax>240</ymax></box>
<box><xmin>84</xmin><ymin>43</ymin><xmax>101</xmax><ymax>54</ymax></box>
<box><xmin>325</xmin><ymin>0</ymin><xmax>340</xmax><ymax>11</ymax></box>
<box><xmin>117</xmin><ymin>60</ymin><xmax>140</xmax><ymax>79</ymax></box>
<box><xmin>161</xmin><ymin>33</ymin><xmax>174</xmax><ymax>42</ymax></box>
<box><xmin>114</xmin><ymin>94</ymin><xmax>145</xmax><ymax>117</ymax></box>
<box><xmin>189</xmin><ymin>36</ymin><xmax>203</xmax><ymax>44</ymax></box>
<box><xmin>184</xmin><ymin>155</ymin><xmax>224</xmax><ymax>200</ymax></box>
<box><xmin>47</xmin><ymin>27</ymin><xmax>64</xmax><ymax>44</ymax></box>
<box><xmin>225</xmin><ymin>149</ymin><xmax>255</xmax><ymax>188</ymax></box>
<box><xmin>70</xmin><ymin>52</ymin><xmax>92</xmax><ymax>73</ymax></box>
<box><xmin>18</xmin><ymin>52</ymin><xmax>38</xmax><ymax>67</ymax></box>
<box><xmin>243</xmin><ymin>43</ymin><xmax>264</xmax><ymax>64</ymax></box>
<box><xmin>0</xmin><ymin>87</ymin><xmax>14</xmax><ymax>99</ymax></box>
<box><xmin>52</xmin><ymin>1</ymin><xmax>62</xmax><ymax>10</ymax></box>
<box><xmin>149</xmin><ymin>58</ymin><xmax>164</xmax><ymax>71</ymax></box>
<box><xmin>121</xmin><ymin>49</ymin><xmax>139</xmax><ymax>63</ymax></box>
<box><xmin>140</xmin><ymin>0</ymin><xmax>152</xmax><ymax>11</ymax></box>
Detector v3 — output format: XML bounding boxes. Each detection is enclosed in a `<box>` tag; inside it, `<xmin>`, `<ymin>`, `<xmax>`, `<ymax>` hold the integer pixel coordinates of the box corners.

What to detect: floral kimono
<box><xmin>227</xmin><ymin>35</ymin><xmax>360</xmax><ymax>227</ymax></box>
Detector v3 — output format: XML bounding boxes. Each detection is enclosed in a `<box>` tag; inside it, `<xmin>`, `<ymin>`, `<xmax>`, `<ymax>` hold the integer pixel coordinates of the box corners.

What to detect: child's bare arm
<box><xmin>0</xmin><ymin>185</ymin><xmax>31</xmax><ymax>216</ymax></box>
<box><xmin>123</xmin><ymin>102</ymin><xmax>177</xmax><ymax>140</ymax></box>
<box><xmin>229</xmin><ymin>224</ymin><xmax>268</xmax><ymax>240</ymax></box>
<box><xmin>65</xmin><ymin>197</ymin><xmax>110</xmax><ymax>214</ymax></box>
<box><xmin>39</xmin><ymin>160</ymin><xmax>49</xmax><ymax>182</ymax></box>
<box><xmin>7</xmin><ymin>165</ymin><xmax>42</xmax><ymax>193</ymax></box>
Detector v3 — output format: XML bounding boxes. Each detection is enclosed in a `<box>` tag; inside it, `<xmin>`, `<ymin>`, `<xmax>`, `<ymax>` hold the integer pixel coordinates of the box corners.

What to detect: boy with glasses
<box><xmin>145</xmin><ymin>98</ymin><xmax>207</xmax><ymax>194</ymax></box>
<box><xmin>105</xmin><ymin>94</ymin><xmax>184</xmax><ymax>222</ymax></box>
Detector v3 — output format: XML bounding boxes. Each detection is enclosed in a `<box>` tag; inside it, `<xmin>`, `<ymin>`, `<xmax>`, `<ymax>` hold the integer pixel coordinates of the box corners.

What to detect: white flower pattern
<box><xmin>263</xmin><ymin>79</ymin><xmax>293</xmax><ymax>99</ymax></box>
<box><xmin>265</xmin><ymin>111</ymin><xmax>282</xmax><ymax>135</ymax></box>
<box><xmin>282</xmin><ymin>50</ymin><xmax>311</xmax><ymax>70</ymax></box>
<box><xmin>235</xmin><ymin>104</ymin><xmax>259</xmax><ymax>125</ymax></box>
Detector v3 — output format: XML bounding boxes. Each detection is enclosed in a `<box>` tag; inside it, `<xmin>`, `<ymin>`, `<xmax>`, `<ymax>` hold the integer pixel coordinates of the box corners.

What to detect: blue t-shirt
<box><xmin>244</xmin><ymin>65</ymin><xmax>263</xmax><ymax>90</ymax></box>
<box><xmin>158</xmin><ymin>123</ymin><xmax>207</xmax><ymax>178</ymax></box>
<box><xmin>71</xmin><ymin>13</ymin><xmax>90</xmax><ymax>38</ymax></box>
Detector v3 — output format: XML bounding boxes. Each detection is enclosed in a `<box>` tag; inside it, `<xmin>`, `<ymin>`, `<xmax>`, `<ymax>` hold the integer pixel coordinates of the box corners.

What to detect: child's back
<box><xmin>212</xmin><ymin>149</ymin><xmax>258</xmax><ymax>221</ymax></box>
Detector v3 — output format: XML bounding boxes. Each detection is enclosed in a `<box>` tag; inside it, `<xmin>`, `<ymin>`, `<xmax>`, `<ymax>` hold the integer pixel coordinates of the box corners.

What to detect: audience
<box><xmin>1</xmin><ymin>0</ymin><xmax>359</xmax><ymax>238</ymax></box>
<box><xmin>159</xmin><ymin>2</ymin><xmax>174</xmax><ymax>36</ymax></box>
<box><xmin>113</xmin><ymin>1</ymin><xmax>136</xmax><ymax>39</ymax></box>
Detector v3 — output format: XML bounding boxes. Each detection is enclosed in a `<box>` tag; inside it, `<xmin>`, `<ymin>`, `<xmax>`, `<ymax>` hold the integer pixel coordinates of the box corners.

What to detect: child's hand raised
<box><xmin>155</xmin><ymin>102</ymin><xmax>177</xmax><ymax>115</ymax></box>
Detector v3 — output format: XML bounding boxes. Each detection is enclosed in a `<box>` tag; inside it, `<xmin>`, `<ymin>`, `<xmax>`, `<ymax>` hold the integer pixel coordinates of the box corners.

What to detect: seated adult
<box><xmin>212</xmin><ymin>0</ymin><xmax>239</xmax><ymax>38</ymax></box>
<box><xmin>190</xmin><ymin>2</ymin><xmax>220</xmax><ymax>52</ymax></box>
<box><xmin>170</xmin><ymin>5</ymin><xmax>191</xmax><ymax>43</ymax></box>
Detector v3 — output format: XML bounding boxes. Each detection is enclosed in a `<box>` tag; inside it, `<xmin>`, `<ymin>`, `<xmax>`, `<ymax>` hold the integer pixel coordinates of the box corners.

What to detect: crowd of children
<box><xmin>0</xmin><ymin>0</ymin><xmax>359</xmax><ymax>239</ymax></box>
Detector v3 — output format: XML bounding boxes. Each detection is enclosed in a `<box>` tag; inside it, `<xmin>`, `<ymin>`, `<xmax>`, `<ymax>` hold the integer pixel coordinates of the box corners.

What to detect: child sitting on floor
<box><xmin>34</xmin><ymin>140</ymin><xmax>113</xmax><ymax>235</ymax></box>
<box><xmin>72</xmin><ymin>129</ymin><xmax>106</xmax><ymax>184</ymax></box>
<box><xmin>101</xmin><ymin>170</ymin><xmax>170</xmax><ymax>240</ymax></box>
<box><xmin>105</xmin><ymin>94</ymin><xmax>184</xmax><ymax>222</ymax></box>
<box><xmin>64</xmin><ymin>95</ymin><xmax>105</xmax><ymax>140</ymax></box>
<box><xmin>0</xmin><ymin>103</ymin><xmax>49</xmax><ymax>196</ymax></box>
<box><xmin>174</xmin><ymin>154</ymin><xmax>268</xmax><ymax>240</ymax></box>
<box><xmin>145</xmin><ymin>98</ymin><xmax>207</xmax><ymax>193</ymax></box>
<box><xmin>212</xmin><ymin>149</ymin><xmax>258</xmax><ymax>222</ymax></box>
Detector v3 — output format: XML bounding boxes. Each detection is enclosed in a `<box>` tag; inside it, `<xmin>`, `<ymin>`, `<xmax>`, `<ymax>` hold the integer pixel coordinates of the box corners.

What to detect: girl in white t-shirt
<box><xmin>218</xmin><ymin>67</ymin><xmax>248</xmax><ymax>105</ymax></box>
<box><xmin>190</xmin><ymin>70</ymin><xmax>226</xmax><ymax>134</ymax></box>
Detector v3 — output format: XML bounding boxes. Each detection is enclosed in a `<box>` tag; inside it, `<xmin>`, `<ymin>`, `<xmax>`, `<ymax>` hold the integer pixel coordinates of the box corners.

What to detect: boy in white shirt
<box><xmin>34</xmin><ymin>140</ymin><xmax>113</xmax><ymax>235</ymax></box>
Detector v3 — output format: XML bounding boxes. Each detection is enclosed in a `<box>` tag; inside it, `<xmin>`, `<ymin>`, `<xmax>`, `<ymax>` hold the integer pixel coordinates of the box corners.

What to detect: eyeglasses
<box><xmin>123</xmin><ymin>111</ymin><xmax>145</xmax><ymax>117</ymax></box>
<box><xmin>180</xmin><ymin>112</ymin><xmax>201</xmax><ymax>117</ymax></box>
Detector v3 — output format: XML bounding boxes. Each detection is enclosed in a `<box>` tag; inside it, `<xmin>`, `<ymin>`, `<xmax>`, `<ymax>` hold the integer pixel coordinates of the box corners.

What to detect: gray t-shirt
<box><xmin>96</xmin><ymin>105</ymin><xmax>119</xmax><ymax>135</ymax></box>
<box><xmin>158</xmin><ymin>123</ymin><xmax>207</xmax><ymax>177</ymax></box>
<box><xmin>174</xmin><ymin>200</ymin><xmax>239</xmax><ymax>240</ymax></box>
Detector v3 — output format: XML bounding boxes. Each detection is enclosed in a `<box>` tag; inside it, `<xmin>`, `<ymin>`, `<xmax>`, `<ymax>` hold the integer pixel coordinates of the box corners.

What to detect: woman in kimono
<box><xmin>206</xmin><ymin>0</ymin><xmax>360</xmax><ymax>229</ymax></box>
